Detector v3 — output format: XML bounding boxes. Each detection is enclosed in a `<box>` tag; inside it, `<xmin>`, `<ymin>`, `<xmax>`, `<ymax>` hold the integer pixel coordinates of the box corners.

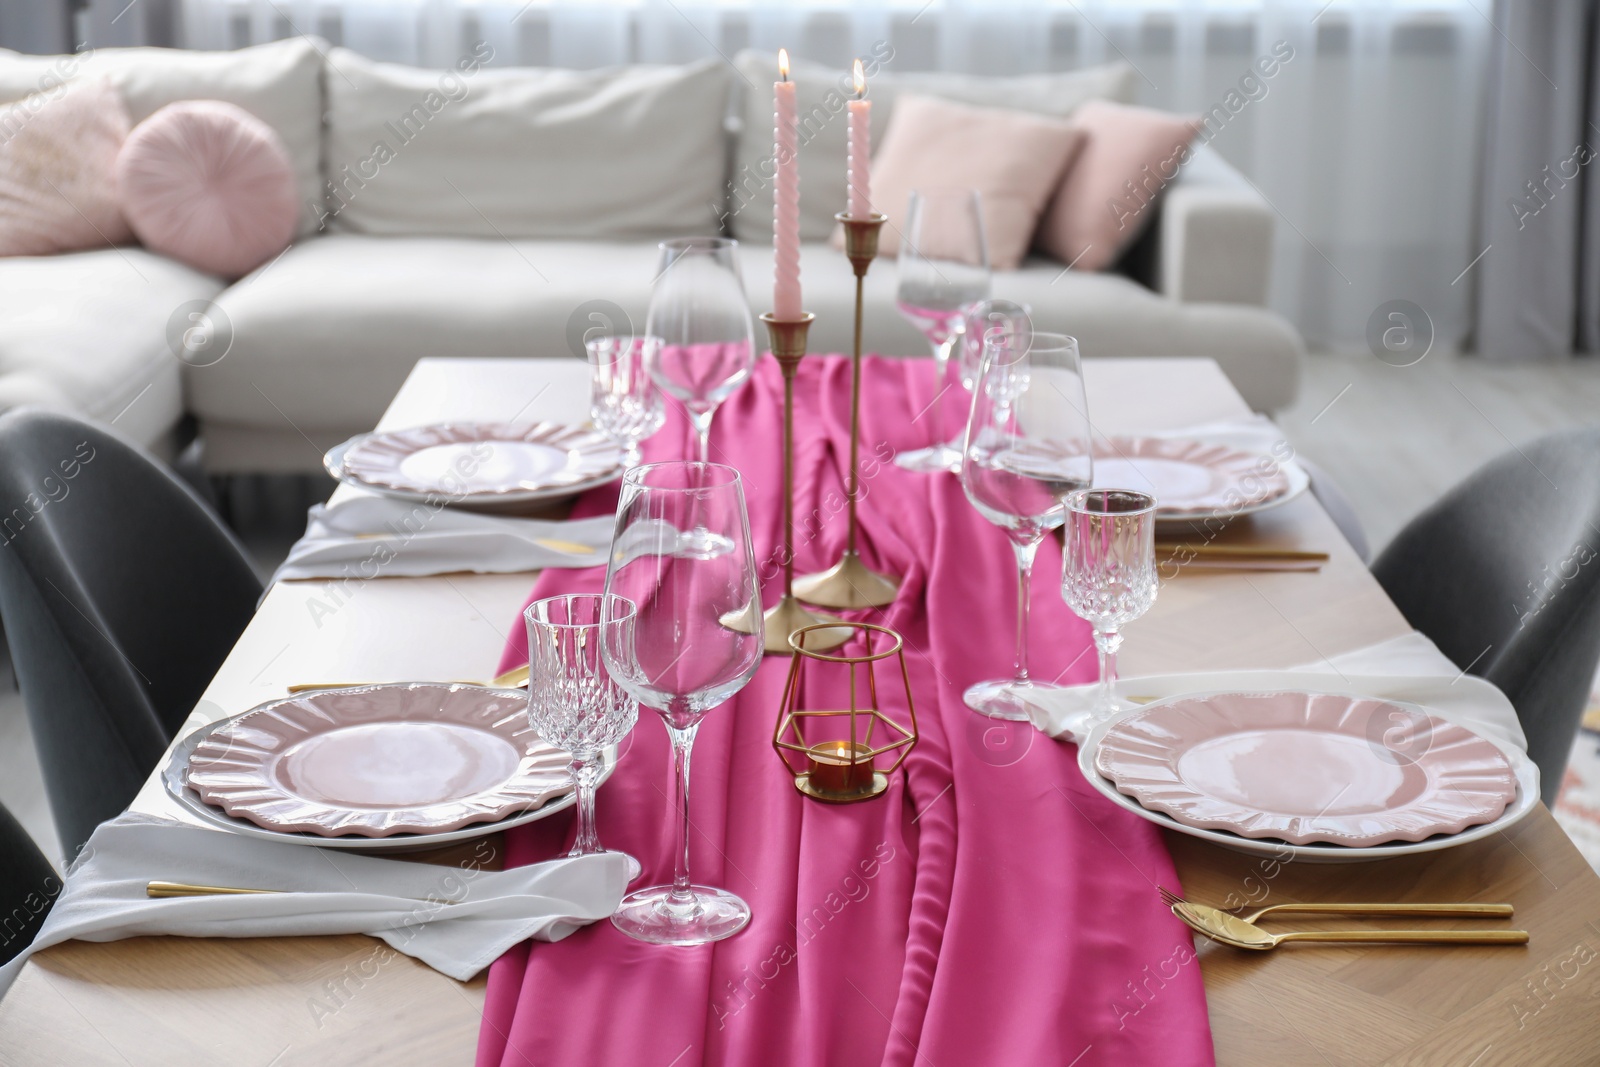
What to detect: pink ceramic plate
<box><xmin>340</xmin><ymin>422</ymin><xmax>623</xmax><ymax>499</ymax></box>
<box><xmin>187</xmin><ymin>683</ymin><xmax>573</xmax><ymax>837</ymax></box>
<box><xmin>1093</xmin><ymin>437</ymin><xmax>1290</xmax><ymax>517</ymax></box>
<box><xmin>1095</xmin><ymin>691</ymin><xmax>1517</xmax><ymax>846</ymax></box>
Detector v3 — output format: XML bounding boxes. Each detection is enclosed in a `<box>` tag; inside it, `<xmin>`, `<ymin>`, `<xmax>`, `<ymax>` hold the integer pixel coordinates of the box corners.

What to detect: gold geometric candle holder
<box><xmin>773</xmin><ymin>621</ymin><xmax>917</xmax><ymax>803</ymax></box>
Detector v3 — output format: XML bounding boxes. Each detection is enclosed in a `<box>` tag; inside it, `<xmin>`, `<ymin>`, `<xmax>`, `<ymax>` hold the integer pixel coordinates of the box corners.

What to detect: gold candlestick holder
<box><xmin>793</xmin><ymin>213</ymin><xmax>902</xmax><ymax>610</ymax></box>
<box><xmin>760</xmin><ymin>311</ymin><xmax>848</xmax><ymax>654</ymax></box>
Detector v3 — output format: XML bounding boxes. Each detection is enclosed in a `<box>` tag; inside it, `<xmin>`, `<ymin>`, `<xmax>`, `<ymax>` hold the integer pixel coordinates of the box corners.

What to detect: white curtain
<box><xmin>173</xmin><ymin>0</ymin><xmax>1490</xmax><ymax>350</ymax></box>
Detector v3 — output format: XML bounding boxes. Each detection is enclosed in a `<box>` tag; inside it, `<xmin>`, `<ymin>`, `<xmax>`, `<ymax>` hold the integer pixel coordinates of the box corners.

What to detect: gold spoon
<box><xmin>1168</xmin><ymin>898</ymin><xmax>1528</xmax><ymax>951</ymax></box>
<box><xmin>1159</xmin><ymin>886</ymin><xmax>1513</xmax><ymax>924</ymax></box>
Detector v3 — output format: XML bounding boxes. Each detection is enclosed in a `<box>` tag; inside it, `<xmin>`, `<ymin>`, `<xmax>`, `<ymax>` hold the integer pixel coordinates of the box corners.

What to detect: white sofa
<box><xmin>0</xmin><ymin>39</ymin><xmax>1303</xmax><ymax>473</ymax></box>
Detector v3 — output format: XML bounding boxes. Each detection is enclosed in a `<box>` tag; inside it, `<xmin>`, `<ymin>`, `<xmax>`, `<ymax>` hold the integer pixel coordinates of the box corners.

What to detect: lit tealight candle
<box><xmin>805</xmin><ymin>740</ymin><xmax>875</xmax><ymax>796</ymax></box>
<box><xmin>846</xmin><ymin>58</ymin><xmax>871</xmax><ymax>220</ymax></box>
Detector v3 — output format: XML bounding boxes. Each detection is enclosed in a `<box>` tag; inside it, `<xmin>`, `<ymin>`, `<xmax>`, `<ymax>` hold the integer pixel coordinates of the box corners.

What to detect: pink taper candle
<box><xmin>773</xmin><ymin>48</ymin><xmax>802</xmax><ymax>321</ymax></box>
<box><xmin>847</xmin><ymin>58</ymin><xmax>871</xmax><ymax>219</ymax></box>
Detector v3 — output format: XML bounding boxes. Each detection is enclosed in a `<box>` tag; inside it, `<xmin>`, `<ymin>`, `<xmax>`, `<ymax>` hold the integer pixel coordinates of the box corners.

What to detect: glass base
<box><xmin>894</xmin><ymin>441</ymin><xmax>962</xmax><ymax>473</ymax></box>
<box><xmin>610</xmin><ymin>884</ymin><xmax>751</xmax><ymax>946</ymax></box>
<box><xmin>963</xmin><ymin>678</ymin><xmax>1058</xmax><ymax>721</ymax></box>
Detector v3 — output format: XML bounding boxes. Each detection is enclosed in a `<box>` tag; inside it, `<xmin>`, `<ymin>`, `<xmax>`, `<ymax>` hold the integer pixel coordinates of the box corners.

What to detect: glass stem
<box><xmin>1095</xmin><ymin>626</ymin><xmax>1124</xmax><ymax>711</ymax></box>
<box><xmin>665</xmin><ymin>720</ymin><xmax>701</xmax><ymax>906</ymax></box>
<box><xmin>687</xmin><ymin>408</ymin><xmax>714</xmax><ymax>464</ymax></box>
<box><xmin>1011</xmin><ymin>537</ymin><xmax>1041</xmax><ymax>685</ymax></box>
<box><xmin>929</xmin><ymin>336</ymin><xmax>955</xmax><ymax>449</ymax></box>
<box><xmin>568</xmin><ymin>754</ymin><xmax>603</xmax><ymax>857</ymax></box>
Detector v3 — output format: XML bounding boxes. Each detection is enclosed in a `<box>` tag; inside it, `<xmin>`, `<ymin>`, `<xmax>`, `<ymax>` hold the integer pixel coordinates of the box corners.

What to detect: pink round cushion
<box><xmin>115</xmin><ymin>100</ymin><xmax>297</xmax><ymax>278</ymax></box>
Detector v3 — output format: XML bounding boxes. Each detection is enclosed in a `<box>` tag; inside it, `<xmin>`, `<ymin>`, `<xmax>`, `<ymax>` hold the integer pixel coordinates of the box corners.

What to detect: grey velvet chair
<box><xmin>0</xmin><ymin>409</ymin><xmax>261</xmax><ymax>857</ymax></box>
<box><xmin>0</xmin><ymin>801</ymin><xmax>55</xmax><ymax>966</ymax></box>
<box><xmin>1371</xmin><ymin>427</ymin><xmax>1600</xmax><ymax>806</ymax></box>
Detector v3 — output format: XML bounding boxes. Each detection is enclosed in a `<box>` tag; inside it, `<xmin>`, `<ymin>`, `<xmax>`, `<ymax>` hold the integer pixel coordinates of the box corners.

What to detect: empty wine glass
<box><xmin>959</xmin><ymin>329</ymin><xmax>1093</xmax><ymax>721</ymax></box>
<box><xmin>645</xmin><ymin>238</ymin><xmax>756</xmax><ymax>464</ymax></box>
<box><xmin>601</xmin><ymin>461</ymin><xmax>763</xmax><ymax>945</ymax></box>
<box><xmin>1060</xmin><ymin>489</ymin><xmax>1159</xmax><ymax>736</ymax></box>
<box><xmin>588</xmin><ymin>335</ymin><xmax>665</xmax><ymax>466</ymax></box>
<box><xmin>894</xmin><ymin>189</ymin><xmax>991</xmax><ymax>473</ymax></box>
<box><xmin>524</xmin><ymin>594</ymin><xmax>640</xmax><ymax>857</ymax></box>
<box><xmin>958</xmin><ymin>299</ymin><xmax>1030</xmax><ymax>395</ymax></box>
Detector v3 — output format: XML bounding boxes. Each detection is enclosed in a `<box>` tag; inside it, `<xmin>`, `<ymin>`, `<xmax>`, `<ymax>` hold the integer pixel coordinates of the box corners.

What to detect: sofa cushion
<box><xmin>0</xmin><ymin>39</ymin><xmax>325</xmax><ymax>237</ymax></box>
<box><xmin>188</xmin><ymin>235</ymin><xmax>1300</xmax><ymax>462</ymax></box>
<box><xmin>323</xmin><ymin>50</ymin><xmax>728</xmax><ymax>239</ymax></box>
<box><xmin>116</xmin><ymin>100</ymin><xmax>299</xmax><ymax>279</ymax></box>
<box><xmin>1038</xmin><ymin>100</ymin><xmax>1203</xmax><ymax>271</ymax></box>
<box><xmin>836</xmin><ymin>94</ymin><xmax>1086</xmax><ymax>270</ymax></box>
<box><xmin>0</xmin><ymin>248</ymin><xmax>222</xmax><ymax>448</ymax></box>
<box><xmin>0</xmin><ymin>77</ymin><xmax>132</xmax><ymax>256</ymax></box>
<box><xmin>730</xmin><ymin>51</ymin><xmax>1136</xmax><ymax>245</ymax></box>
<box><xmin>191</xmin><ymin>235</ymin><xmax>661</xmax><ymax>434</ymax></box>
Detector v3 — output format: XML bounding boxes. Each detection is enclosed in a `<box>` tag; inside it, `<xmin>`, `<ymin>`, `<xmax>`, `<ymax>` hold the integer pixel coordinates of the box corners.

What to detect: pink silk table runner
<box><xmin>478</xmin><ymin>355</ymin><xmax>1214</xmax><ymax>1067</ymax></box>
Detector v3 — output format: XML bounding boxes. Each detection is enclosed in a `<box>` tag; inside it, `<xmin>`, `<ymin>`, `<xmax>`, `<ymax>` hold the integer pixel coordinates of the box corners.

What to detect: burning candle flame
<box><xmin>779</xmin><ymin>48</ymin><xmax>789</xmax><ymax>81</ymax></box>
<box><xmin>853</xmin><ymin>58</ymin><xmax>865</xmax><ymax>97</ymax></box>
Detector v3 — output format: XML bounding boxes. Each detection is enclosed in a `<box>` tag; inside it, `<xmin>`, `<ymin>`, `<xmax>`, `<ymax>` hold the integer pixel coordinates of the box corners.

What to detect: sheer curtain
<box><xmin>172</xmin><ymin>0</ymin><xmax>1490</xmax><ymax>350</ymax></box>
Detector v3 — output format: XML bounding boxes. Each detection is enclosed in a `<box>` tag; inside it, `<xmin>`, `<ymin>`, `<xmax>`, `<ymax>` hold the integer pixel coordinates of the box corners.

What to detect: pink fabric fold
<box><xmin>479</xmin><ymin>355</ymin><xmax>1214</xmax><ymax>1067</ymax></box>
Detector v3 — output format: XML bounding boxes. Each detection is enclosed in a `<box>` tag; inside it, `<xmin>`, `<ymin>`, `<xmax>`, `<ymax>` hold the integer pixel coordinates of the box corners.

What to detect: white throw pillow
<box><xmin>0</xmin><ymin>39</ymin><xmax>325</xmax><ymax>236</ymax></box>
<box><xmin>729</xmin><ymin>51</ymin><xmax>1137</xmax><ymax>244</ymax></box>
<box><xmin>324</xmin><ymin>49</ymin><xmax>729</xmax><ymax>240</ymax></box>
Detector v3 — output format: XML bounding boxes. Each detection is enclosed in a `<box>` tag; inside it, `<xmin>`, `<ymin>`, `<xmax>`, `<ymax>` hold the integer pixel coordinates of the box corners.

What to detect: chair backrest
<box><xmin>1371</xmin><ymin>427</ymin><xmax>1600</xmax><ymax>805</ymax></box>
<box><xmin>0</xmin><ymin>409</ymin><xmax>261</xmax><ymax>856</ymax></box>
<box><xmin>0</xmin><ymin>801</ymin><xmax>54</xmax><ymax>966</ymax></box>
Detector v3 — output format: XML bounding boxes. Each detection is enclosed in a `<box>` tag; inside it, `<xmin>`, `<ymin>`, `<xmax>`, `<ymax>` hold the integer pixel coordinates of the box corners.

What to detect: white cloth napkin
<box><xmin>1028</xmin><ymin>631</ymin><xmax>1529</xmax><ymax>754</ymax></box>
<box><xmin>270</xmin><ymin>494</ymin><xmax>615</xmax><ymax>583</ymax></box>
<box><xmin>0</xmin><ymin>813</ymin><xmax>637</xmax><ymax>998</ymax></box>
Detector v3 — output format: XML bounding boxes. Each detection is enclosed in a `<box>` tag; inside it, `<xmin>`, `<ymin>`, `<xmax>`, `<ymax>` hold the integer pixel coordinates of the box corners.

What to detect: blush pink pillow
<box><xmin>0</xmin><ymin>77</ymin><xmax>134</xmax><ymax>257</ymax></box>
<box><xmin>833</xmin><ymin>93</ymin><xmax>1086</xmax><ymax>271</ymax></box>
<box><xmin>115</xmin><ymin>100</ymin><xmax>297</xmax><ymax>278</ymax></box>
<box><xmin>1038</xmin><ymin>100</ymin><xmax>1202</xmax><ymax>271</ymax></box>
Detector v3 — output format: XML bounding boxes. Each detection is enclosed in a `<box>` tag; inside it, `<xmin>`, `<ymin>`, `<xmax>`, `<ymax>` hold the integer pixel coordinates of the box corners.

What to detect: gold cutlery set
<box><xmin>1156</xmin><ymin>542</ymin><xmax>1330</xmax><ymax>573</ymax></box>
<box><xmin>286</xmin><ymin>663</ymin><xmax>531</xmax><ymax>695</ymax></box>
<box><xmin>1159</xmin><ymin>887</ymin><xmax>1528</xmax><ymax>951</ymax></box>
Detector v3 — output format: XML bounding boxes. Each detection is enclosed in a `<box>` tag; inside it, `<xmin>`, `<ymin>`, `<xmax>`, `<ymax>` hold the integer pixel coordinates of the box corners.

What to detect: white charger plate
<box><xmin>163</xmin><ymin>700</ymin><xmax>616</xmax><ymax>855</ymax></box>
<box><xmin>1074</xmin><ymin>692</ymin><xmax>1539</xmax><ymax>863</ymax></box>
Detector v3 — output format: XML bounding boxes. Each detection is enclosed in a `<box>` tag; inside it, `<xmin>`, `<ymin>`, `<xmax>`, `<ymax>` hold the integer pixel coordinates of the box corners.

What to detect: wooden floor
<box><xmin>4</xmin><ymin>347</ymin><xmax>1600</xmax><ymax>873</ymax></box>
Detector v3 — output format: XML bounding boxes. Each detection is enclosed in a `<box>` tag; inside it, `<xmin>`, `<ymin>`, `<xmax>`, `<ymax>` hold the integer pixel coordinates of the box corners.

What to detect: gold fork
<box><xmin>1158</xmin><ymin>886</ymin><xmax>1513</xmax><ymax>924</ymax></box>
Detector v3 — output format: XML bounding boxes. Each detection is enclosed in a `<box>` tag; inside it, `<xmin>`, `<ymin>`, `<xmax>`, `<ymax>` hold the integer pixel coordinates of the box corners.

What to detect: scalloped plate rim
<box><xmin>1075</xmin><ymin>688</ymin><xmax>1536</xmax><ymax>861</ymax></box>
<box><xmin>324</xmin><ymin>421</ymin><xmax>625</xmax><ymax>505</ymax></box>
<box><xmin>1093</xmin><ymin>689</ymin><xmax>1516</xmax><ymax>845</ymax></box>
<box><xmin>186</xmin><ymin>682</ymin><xmax>575</xmax><ymax>838</ymax></box>
<box><xmin>163</xmin><ymin>706</ymin><xmax>614</xmax><ymax>853</ymax></box>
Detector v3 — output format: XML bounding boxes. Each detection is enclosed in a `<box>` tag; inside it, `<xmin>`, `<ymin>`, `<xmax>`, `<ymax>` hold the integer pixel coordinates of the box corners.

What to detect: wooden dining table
<box><xmin>1</xmin><ymin>355</ymin><xmax>1596</xmax><ymax>1067</ymax></box>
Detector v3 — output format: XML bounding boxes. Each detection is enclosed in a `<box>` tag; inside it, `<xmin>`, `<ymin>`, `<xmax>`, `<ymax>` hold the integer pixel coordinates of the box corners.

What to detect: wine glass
<box><xmin>644</xmin><ymin>238</ymin><xmax>756</xmax><ymax>464</ymax></box>
<box><xmin>523</xmin><ymin>594</ymin><xmax>640</xmax><ymax>857</ymax></box>
<box><xmin>601</xmin><ymin>461</ymin><xmax>763</xmax><ymax>945</ymax></box>
<box><xmin>959</xmin><ymin>329</ymin><xmax>1093</xmax><ymax>721</ymax></box>
<box><xmin>958</xmin><ymin>299</ymin><xmax>1030</xmax><ymax>395</ymax></box>
<box><xmin>1060</xmin><ymin>489</ymin><xmax>1159</xmax><ymax>737</ymax></box>
<box><xmin>588</xmin><ymin>335</ymin><xmax>666</xmax><ymax>466</ymax></box>
<box><xmin>894</xmin><ymin>189</ymin><xmax>991</xmax><ymax>473</ymax></box>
